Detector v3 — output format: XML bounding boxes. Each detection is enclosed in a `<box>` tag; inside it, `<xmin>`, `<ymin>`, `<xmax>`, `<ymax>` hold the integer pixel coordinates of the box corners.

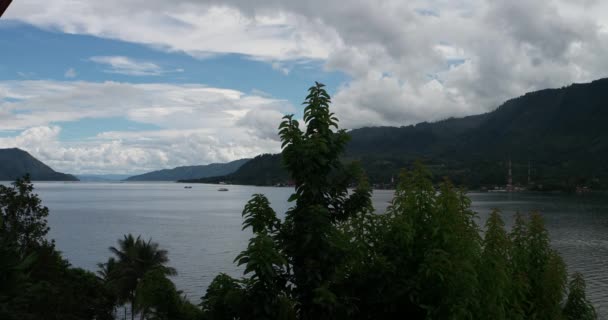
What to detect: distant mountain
<box><xmin>192</xmin><ymin>78</ymin><xmax>608</xmax><ymax>190</ymax></box>
<box><xmin>77</xmin><ymin>174</ymin><xmax>133</xmax><ymax>182</ymax></box>
<box><xmin>0</xmin><ymin>148</ymin><xmax>78</xmax><ymax>181</ymax></box>
<box><xmin>180</xmin><ymin>154</ymin><xmax>287</xmax><ymax>186</ymax></box>
<box><xmin>126</xmin><ymin>159</ymin><xmax>250</xmax><ymax>181</ymax></box>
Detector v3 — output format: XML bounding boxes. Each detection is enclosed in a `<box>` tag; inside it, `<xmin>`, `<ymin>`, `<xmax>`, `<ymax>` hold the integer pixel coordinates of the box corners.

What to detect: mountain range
<box><xmin>3</xmin><ymin>78</ymin><xmax>608</xmax><ymax>189</ymax></box>
<box><xmin>125</xmin><ymin>159</ymin><xmax>250</xmax><ymax>181</ymax></box>
<box><xmin>181</xmin><ymin>153</ymin><xmax>286</xmax><ymax>185</ymax></box>
<box><xmin>185</xmin><ymin>78</ymin><xmax>608</xmax><ymax>190</ymax></box>
<box><xmin>0</xmin><ymin>148</ymin><xmax>78</xmax><ymax>181</ymax></box>
<box><xmin>77</xmin><ymin>174</ymin><xmax>133</xmax><ymax>182</ymax></box>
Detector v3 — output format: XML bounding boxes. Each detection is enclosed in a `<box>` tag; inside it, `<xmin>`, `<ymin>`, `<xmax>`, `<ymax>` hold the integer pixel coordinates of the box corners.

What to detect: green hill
<box><xmin>349</xmin><ymin>78</ymin><xmax>608</xmax><ymax>189</ymax></box>
<box><xmin>179</xmin><ymin>154</ymin><xmax>288</xmax><ymax>186</ymax></box>
<box><xmin>192</xmin><ymin>78</ymin><xmax>608</xmax><ymax>190</ymax></box>
<box><xmin>126</xmin><ymin>158</ymin><xmax>250</xmax><ymax>181</ymax></box>
<box><xmin>0</xmin><ymin>148</ymin><xmax>78</xmax><ymax>181</ymax></box>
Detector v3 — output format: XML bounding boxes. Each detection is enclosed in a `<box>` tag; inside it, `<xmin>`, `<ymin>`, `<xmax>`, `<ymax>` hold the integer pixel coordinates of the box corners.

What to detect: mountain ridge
<box><xmin>77</xmin><ymin>174</ymin><xmax>133</xmax><ymax>182</ymax></box>
<box><xmin>188</xmin><ymin>78</ymin><xmax>608</xmax><ymax>190</ymax></box>
<box><xmin>179</xmin><ymin>154</ymin><xmax>287</xmax><ymax>185</ymax></box>
<box><xmin>0</xmin><ymin>148</ymin><xmax>78</xmax><ymax>181</ymax></box>
<box><xmin>126</xmin><ymin>158</ymin><xmax>250</xmax><ymax>181</ymax></box>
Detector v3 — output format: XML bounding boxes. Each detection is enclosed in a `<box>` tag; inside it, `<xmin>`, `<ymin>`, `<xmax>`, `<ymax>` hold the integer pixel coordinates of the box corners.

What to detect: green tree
<box><xmin>136</xmin><ymin>269</ymin><xmax>181</xmax><ymax>319</ymax></box>
<box><xmin>0</xmin><ymin>215</ymin><xmax>36</xmax><ymax>320</ymax></box>
<box><xmin>279</xmin><ymin>82</ymin><xmax>362</xmax><ymax>319</ymax></box>
<box><xmin>201</xmin><ymin>273</ymin><xmax>246</xmax><ymax>319</ymax></box>
<box><xmin>0</xmin><ymin>174</ymin><xmax>51</xmax><ymax>252</ymax></box>
<box><xmin>479</xmin><ymin>209</ymin><xmax>511</xmax><ymax>320</ymax></box>
<box><xmin>0</xmin><ymin>176</ymin><xmax>115</xmax><ymax>320</ymax></box>
<box><xmin>508</xmin><ymin>212</ymin><xmax>568</xmax><ymax>320</ymax></box>
<box><xmin>97</xmin><ymin>257</ymin><xmax>121</xmax><ymax>316</ymax></box>
<box><xmin>235</xmin><ymin>194</ymin><xmax>294</xmax><ymax>320</ymax></box>
<box><xmin>201</xmin><ymin>82</ymin><xmax>589</xmax><ymax>320</ymax></box>
<box><xmin>105</xmin><ymin>234</ymin><xmax>177</xmax><ymax>320</ymax></box>
<box><xmin>201</xmin><ymin>195</ymin><xmax>295</xmax><ymax>320</ymax></box>
<box><xmin>507</xmin><ymin>212</ymin><xmax>530</xmax><ymax>319</ymax></box>
<box><xmin>528</xmin><ymin>213</ymin><xmax>567</xmax><ymax>320</ymax></box>
<box><xmin>203</xmin><ymin>83</ymin><xmax>371</xmax><ymax>319</ymax></box>
<box><xmin>374</xmin><ymin>167</ymin><xmax>482</xmax><ymax>319</ymax></box>
<box><xmin>563</xmin><ymin>272</ymin><xmax>596</xmax><ymax>320</ymax></box>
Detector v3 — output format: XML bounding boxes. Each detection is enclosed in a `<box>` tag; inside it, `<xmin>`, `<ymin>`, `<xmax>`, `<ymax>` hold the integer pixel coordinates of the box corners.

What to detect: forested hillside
<box><xmin>180</xmin><ymin>154</ymin><xmax>287</xmax><ymax>186</ymax></box>
<box><xmin>194</xmin><ymin>78</ymin><xmax>608</xmax><ymax>190</ymax></box>
<box><xmin>126</xmin><ymin>159</ymin><xmax>250</xmax><ymax>181</ymax></box>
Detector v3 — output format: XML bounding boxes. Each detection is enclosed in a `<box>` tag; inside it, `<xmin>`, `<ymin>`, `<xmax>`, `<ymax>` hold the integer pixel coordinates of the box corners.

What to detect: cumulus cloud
<box><xmin>3</xmin><ymin>0</ymin><xmax>608</xmax><ymax>172</ymax></box>
<box><xmin>0</xmin><ymin>80</ymin><xmax>293</xmax><ymax>173</ymax></box>
<box><xmin>0</xmin><ymin>126</ymin><xmax>279</xmax><ymax>174</ymax></box>
<box><xmin>6</xmin><ymin>0</ymin><xmax>608</xmax><ymax>129</ymax></box>
<box><xmin>332</xmin><ymin>76</ymin><xmax>483</xmax><ymax>128</ymax></box>
<box><xmin>236</xmin><ymin>108</ymin><xmax>285</xmax><ymax>140</ymax></box>
<box><xmin>5</xmin><ymin>2</ymin><xmax>329</xmax><ymax>60</ymax></box>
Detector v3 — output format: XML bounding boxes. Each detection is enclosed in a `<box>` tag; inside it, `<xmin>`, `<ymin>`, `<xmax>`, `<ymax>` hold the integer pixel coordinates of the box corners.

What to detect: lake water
<box><xmin>17</xmin><ymin>182</ymin><xmax>608</xmax><ymax>317</ymax></box>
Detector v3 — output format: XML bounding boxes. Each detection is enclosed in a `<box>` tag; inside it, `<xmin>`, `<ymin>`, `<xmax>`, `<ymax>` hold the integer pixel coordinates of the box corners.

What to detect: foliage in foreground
<box><xmin>563</xmin><ymin>272</ymin><xmax>597</xmax><ymax>320</ymax></box>
<box><xmin>0</xmin><ymin>176</ymin><xmax>201</xmax><ymax>320</ymax></box>
<box><xmin>201</xmin><ymin>82</ymin><xmax>597</xmax><ymax>320</ymax></box>
<box><xmin>0</xmin><ymin>82</ymin><xmax>598</xmax><ymax>320</ymax></box>
<box><xmin>0</xmin><ymin>176</ymin><xmax>115</xmax><ymax>320</ymax></box>
<box><xmin>98</xmin><ymin>234</ymin><xmax>202</xmax><ymax>320</ymax></box>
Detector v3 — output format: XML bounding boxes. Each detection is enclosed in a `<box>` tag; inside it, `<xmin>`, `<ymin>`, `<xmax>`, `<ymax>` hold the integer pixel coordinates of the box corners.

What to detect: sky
<box><xmin>1</xmin><ymin>0</ymin><xmax>608</xmax><ymax>174</ymax></box>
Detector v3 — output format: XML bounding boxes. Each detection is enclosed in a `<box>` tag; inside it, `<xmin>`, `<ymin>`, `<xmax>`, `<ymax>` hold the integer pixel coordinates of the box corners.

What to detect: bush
<box><xmin>202</xmin><ymin>82</ymin><xmax>596</xmax><ymax>319</ymax></box>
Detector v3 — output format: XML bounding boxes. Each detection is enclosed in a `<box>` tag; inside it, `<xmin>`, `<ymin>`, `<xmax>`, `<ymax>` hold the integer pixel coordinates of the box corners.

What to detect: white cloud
<box><xmin>0</xmin><ymin>80</ymin><xmax>293</xmax><ymax>174</ymax></box>
<box><xmin>236</xmin><ymin>108</ymin><xmax>286</xmax><ymax>140</ymax></box>
<box><xmin>5</xmin><ymin>3</ymin><xmax>330</xmax><ymax>60</ymax></box>
<box><xmin>89</xmin><ymin>56</ymin><xmax>180</xmax><ymax>76</ymax></box>
<box><xmin>6</xmin><ymin>0</ymin><xmax>608</xmax><ymax>130</ymax></box>
<box><xmin>332</xmin><ymin>76</ymin><xmax>482</xmax><ymax>128</ymax></box>
<box><xmin>64</xmin><ymin>67</ymin><xmax>77</xmax><ymax>78</ymax></box>
<box><xmin>0</xmin><ymin>126</ymin><xmax>279</xmax><ymax>174</ymax></box>
<box><xmin>271</xmin><ymin>61</ymin><xmax>290</xmax><ymax>75</ymax></box>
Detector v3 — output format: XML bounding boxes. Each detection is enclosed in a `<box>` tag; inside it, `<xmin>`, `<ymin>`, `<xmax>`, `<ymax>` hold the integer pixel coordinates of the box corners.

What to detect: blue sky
<box><xmin>0</xmin><ymin>19</ymin><xmax>348</xmax><ymax>173</ymax></box>
<box><xmin>0</xmin><ymin>22</ymin><xmax>347</xmax><ymax>103</ymax></box>
<box><xmin>0</xmin><ymin>22</ymin><xmax>348</xmax><ymax>140</ymax></box>
<box><xmin>1</xmin><ymin>0</ymin><xmax>606</xmax><ymax>174</ymax></box>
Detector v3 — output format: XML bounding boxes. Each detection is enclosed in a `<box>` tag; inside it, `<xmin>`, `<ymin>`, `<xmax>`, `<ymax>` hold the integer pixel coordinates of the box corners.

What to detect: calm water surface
<box><xmin>22</xmin><ymin>182</ymin><xmax>608</xmax><ymax>317</ymax></box>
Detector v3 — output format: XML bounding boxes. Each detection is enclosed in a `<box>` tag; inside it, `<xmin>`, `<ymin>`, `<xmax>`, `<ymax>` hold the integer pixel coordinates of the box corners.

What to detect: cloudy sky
<box><xmin>1</xmin><ymin>0</ymin><xmax>607</xmax><ymax>174</ymax></box>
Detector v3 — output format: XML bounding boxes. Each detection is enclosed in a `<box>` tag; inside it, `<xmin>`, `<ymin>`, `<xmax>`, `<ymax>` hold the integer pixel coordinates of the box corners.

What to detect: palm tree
<box><xmin>97</xmin><ymin>257</ymin><xmax>121</xmax><ymax>318</ymax></box>
<box><xmin>97</xmin><ymin>257</ymin><xmax>117</xmax><ymax>280</ymax></box>
<box><xmin>106</xmin><ymin>234</ymin><xmax>176</xmax><ymax>320</ymax></box>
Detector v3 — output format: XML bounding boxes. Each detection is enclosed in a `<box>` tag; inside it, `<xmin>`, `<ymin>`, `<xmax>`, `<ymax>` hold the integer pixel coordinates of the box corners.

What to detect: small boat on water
<box><xmin>184</xmin><ymin>186</ymin><xmax>192</xmax><ymax>189</ymax></box>
<box><xmin>218</xmin><ymin>188</ymin><xmax>229</xmax><ymax>192</ymax></box>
